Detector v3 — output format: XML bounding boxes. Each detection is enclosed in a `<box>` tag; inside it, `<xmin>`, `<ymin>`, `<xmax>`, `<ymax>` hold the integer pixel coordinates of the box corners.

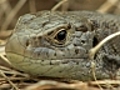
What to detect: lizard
<box><xmin>5</xmin><ymin>11</ymin><xmax>120</xmax><ymax>81</ymax></box>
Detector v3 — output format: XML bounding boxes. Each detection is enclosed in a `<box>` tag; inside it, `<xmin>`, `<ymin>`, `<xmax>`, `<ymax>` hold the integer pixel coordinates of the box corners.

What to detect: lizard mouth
<box><xmin>6</xmin><ymin>51</ymin><xmax>93</xmax><ymax>81</ymax></box>
<box><xmin>6</xmin><ymin>50</ymin><xmax>88</xmax><ymax>66</ymax></box>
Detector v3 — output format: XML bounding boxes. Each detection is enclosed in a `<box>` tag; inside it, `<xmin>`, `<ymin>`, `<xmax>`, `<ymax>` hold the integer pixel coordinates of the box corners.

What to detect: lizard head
<box><xmin>5</xmin><ymin>11</ymin><xmax>100</xmax><ymax>79</ymax></box>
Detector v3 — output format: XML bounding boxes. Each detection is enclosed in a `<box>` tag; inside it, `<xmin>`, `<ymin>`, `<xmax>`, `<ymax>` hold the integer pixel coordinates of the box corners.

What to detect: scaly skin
<box><xmin>5</xmin><ymin>11</ymin><xmax>120</xmax><ymax>80</ymax></box>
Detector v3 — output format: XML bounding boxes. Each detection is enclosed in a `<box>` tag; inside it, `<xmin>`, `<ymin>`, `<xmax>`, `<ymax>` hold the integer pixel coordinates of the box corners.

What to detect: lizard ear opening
<box><xmin>93</xmin><ymin>36</ymin><xmax>99</xmax><ymax>47</ymax></box>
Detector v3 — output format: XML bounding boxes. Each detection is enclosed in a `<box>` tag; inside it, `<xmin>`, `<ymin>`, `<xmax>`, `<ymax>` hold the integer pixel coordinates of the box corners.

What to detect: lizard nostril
<box><xmin>38</xmin><ymin>36</ymin><xmax>42</xmax><ymax>40</ymax></box>
<box><xmin>26</xmin><ymin>40</ymin><xmax>29</xmax><ymax>46</ymax></box>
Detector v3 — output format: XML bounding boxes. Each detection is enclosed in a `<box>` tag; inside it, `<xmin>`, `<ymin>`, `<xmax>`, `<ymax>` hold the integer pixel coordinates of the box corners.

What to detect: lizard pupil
<box><xmin>56</xmin><ymin>30</ymin><xmax>67</xmax><ymax>41</ymax></box>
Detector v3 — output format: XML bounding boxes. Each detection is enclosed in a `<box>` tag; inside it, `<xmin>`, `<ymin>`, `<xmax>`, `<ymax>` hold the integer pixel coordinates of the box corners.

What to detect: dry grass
<box><xmin>0</xmin><ymin>0</ymin><xmax>120</xmax><ymax>90</ymax></box>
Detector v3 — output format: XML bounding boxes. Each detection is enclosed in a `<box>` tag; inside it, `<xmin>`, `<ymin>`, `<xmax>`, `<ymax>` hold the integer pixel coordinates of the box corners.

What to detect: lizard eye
<box><xmin>55</xmin><ymin>30</ymin><xmax>67</xmax><ymax>41</ymax></box>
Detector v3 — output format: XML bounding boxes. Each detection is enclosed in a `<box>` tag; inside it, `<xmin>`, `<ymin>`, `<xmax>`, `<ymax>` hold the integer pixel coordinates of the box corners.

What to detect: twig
<box><xmin>0</xmin><ymin>0</ymin><xmax>6</xmax><ymax>4</ymax></box>
<box><xmin>90</xmin><ymin>61</ymin><xmax>103</xmax><ymax>90</ymax></box>
<box><xmin>89</xmin><ymin>31</ymin><xmax>120</xmax><ymax>60</ymax></box>
<box><xmin>89</xmin><ymin>80</ymin><xmax>120</xmax><ymax>85</ymax></box>
<box><xmin>29</xmin><ymin>0</ymin><xmax>36</xmax><ymax>13</ymax></box>
<box><xmin>97</xmin><ymin>0</ymin><xmax>119</xmax><ymax>13</ymax></box>
<box><xmin>51</xmin><ymin>0</ymin><xmax>68</xmax><ymax>11</ymax></box>
<box><xmin>1</xmin><ymin>0</ymin><xmax>27</xmax><ymax>30</ymax></box>
<box><xmin>0</xmin><ymin>54</ymin><xmax>11</xmax><ymax>66</ymax></box>
<box><xmin>114</xmin><ymin>1</ymin><xmax>120</xmax><ymax>14</ymax></box>
<box><xmin>0</xmin><ymin>69</ymin><xmax>19</xmax><ymax>90</ymax></box>
<box><xmin>89</xmin><ymin>31</ymin><xmax>120</xmax><ymax>90</ymax></box>
<box><xmin>0</xmin><ymin>0</ymin><xmax>12</xmax><ymax>21</ymax></box>
<box><xmin>0</xmin><ymin>0</ymin><xmax>12</xmax><ymax>15</ymax></box>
